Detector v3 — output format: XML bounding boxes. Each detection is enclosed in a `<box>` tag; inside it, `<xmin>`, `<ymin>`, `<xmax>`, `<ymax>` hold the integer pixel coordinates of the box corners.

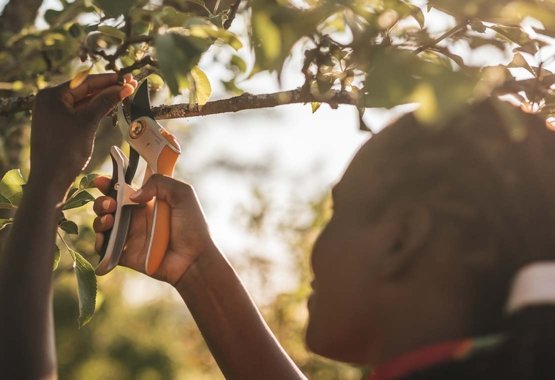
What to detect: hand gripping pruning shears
<box><xmin>95</xmin><ymin>80</ymin><xmax>181</xmax><ymax>276</ymax></box>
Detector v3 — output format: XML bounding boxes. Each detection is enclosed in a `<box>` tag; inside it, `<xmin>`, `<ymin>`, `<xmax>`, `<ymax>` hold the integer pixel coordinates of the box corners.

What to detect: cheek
<box><xmin>307</xmin><ymin>225</ymin><xmax>380</xmax><ymax>362</ymax></box>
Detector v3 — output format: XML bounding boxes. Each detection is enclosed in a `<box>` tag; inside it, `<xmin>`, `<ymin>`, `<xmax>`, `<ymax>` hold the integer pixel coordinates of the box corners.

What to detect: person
<box><xmin>0</xmin><ymin>73</ymin><xmax>138</xmax><ymax>380</ymax></box>
<box><xmin>2</xmin><ymin>73</ymin><xmax>555</xmax><ymax>380</ymax></box>
<box><xmin>91</xmin><ymin>98</ymin><xmax>555</xmax><ymax>379</ymax></box>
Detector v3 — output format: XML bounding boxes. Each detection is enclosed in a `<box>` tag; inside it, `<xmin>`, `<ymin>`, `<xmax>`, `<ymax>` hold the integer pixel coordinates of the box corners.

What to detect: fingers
<box><xmin>79</xmin><ymin>83</ymin><xmax>135</xmax><ymax>123</ymax></box>
<box><xmin>68</xmin><ymin>73</ymin><xmax>118</xmax><ymax>103</ymax></box>
<box><xmin>130</xmin><ymin>174</ymin><xmax>192</xmax><ymax>205</ymax></box>
<box><xmin>93</xmin><ymin>195</ymin><xmax>116</xmax><ymax>215</ymax></box>
<box><xmin>95</xmin><ymin>233</ymin><xmax>104</xmax><ymax>253</ymax></box>
<box><xmin>93</xmin><ymin>175</ymin><xmax>113</xmax><ymax>196</ymax></box>
<box><xmin>93</xmin><ymin>213</ymin><xmax>114</xmax><ymax>233</ymax></box>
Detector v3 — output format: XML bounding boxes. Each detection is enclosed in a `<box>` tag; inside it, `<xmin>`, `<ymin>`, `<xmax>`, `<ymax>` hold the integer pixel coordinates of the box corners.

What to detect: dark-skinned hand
<box><xmin>93</xmin><ymin>174</ymin><xmax>217</xmax><ymax>285</ymax></box>
<box><xmin>28</xmin><ymin>73</ymin><xmax>137</xmax><ymax>195</ymax></box>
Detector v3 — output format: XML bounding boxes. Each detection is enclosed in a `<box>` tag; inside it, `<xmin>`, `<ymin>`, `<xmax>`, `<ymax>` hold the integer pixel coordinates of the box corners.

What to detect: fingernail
<box><xmin>119</xmin><ymin>85</ymin><xmax>134</xmax><ymax>99</ymax></box>
<box><xmin>130</xmin><ymin>189</ymin><xmax>142</xmax><ymax>200</ymax></box>
<box><xmin>101</xmin><ymin>215</ymin><xmax>108</xmax><ymax>224</ymax></box>
<box><xmin>102</xmin><ymin>199</ymin><xmax>112</xmax><ymax>210</ymax></box>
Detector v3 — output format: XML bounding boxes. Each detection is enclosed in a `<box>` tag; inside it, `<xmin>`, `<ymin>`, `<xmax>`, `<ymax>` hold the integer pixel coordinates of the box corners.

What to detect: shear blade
<box><xmin>131</xmin><ymin>80</ymin><xmax>155</xmax><ymax>120</ymax></box>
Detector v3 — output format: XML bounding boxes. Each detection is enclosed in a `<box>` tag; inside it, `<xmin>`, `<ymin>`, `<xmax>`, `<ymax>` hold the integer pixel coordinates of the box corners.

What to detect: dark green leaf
<box><xmin>155</xmin><ymin>32</ymin><xmax>210</xmax><ymax>95</ymax></box>
<box><xmin>59</xmin><ymin>219</ymin><xmax>79</xmax><ymax>235</ymax></box>
<box><xmin>63</xmin><ymin>191</ymin><xmax>95</xmax><ymax>210</ymax></box>
<box><xmin>94</xmin><ymin>0</ymin><xmax>135</xmax><ymax>17</ymax></box>
<box><xmin>70</xmin><ymin>249</ymin><xmax>97</xmax><ymax>328</ymax></box>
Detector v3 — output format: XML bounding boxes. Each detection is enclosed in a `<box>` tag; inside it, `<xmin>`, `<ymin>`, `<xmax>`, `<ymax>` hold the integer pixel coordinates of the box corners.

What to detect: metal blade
<box><xmin>106</xmin><ymin>205</ymin><xmax>133</xmax><ymax>270</ymax></box>
<box><xmin>131</xmin><ymin>80</ymin><xmax>155</xmax><ymax>120</ymax></box>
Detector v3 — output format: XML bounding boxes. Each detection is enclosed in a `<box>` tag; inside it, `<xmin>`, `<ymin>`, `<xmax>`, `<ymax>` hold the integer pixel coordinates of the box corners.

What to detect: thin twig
<box><xmin>223</xmin><ymin>0</ymin><xmax>242</xmax><ymax>30</ymax></box>
<box><xmin>414</xmin><ymin>20</ymin><xmax>470</xmax><ymax>55</ymax></box>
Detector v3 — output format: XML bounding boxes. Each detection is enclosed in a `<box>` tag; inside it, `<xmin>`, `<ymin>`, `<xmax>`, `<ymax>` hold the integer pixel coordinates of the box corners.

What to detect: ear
<box><xmin>378</xmin><ymin>202</ymin><xmax>433</xmax><ymax>278</ymax></box>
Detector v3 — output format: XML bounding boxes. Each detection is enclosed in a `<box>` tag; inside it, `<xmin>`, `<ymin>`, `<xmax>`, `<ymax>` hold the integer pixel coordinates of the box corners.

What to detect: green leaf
<box><xmin>0</xmin><ymin>218</ymin><xmax>13</xmax><ymax>231</ymax></box>
<box><xmin>403</xmin><ymin>2</ymin><xmax>426</xmax><ymax>29</ymax></box>
<box><xmin>253</xmin><ymin>11</ymin><xmax>282</xmax><ymax>63</ymax></box>
<box><xmin>155</xmin><ymin>32</ymin><xmax>210</xmax><ymax>95</ymax></box>
<box><xmin>53</xmin><ymin>245</ymin><xmax>61</xmax><ymax>271</ymax></box>
<box><xmin>63</xmin><ymin>191</ymin><xmax>94</xmax><ymax>210</ymax></box>
<box><xmin>98</xmin><ymin>25</ymin><xmax>126</xmax><ymax>41</ymax></box>
<box><xmin>70</xmin><ymin>249</ymin><xmax>97</xmax><ymax>328</ymax></box>
<box><xmin>230</xmin><ymin>55</ymin><xmax>247</xmax><ymax>73</ymax></box>
<box><xmin>94</xmin><ymin>0</ymin><xmax>135</xmax><ymax>17</ymax></box>
<box><xmin>508</xmin><ymin>52</ymin><xmax>535</xmax><ymax>75</ymax></box>
<box><xmin>59</xmin><ymin>219</ymin><xmax>79</xmax><ymax>235</ymax></box>
<box><xmin>311</xmin><ymin>102</ymin><xmax>321</xmax><ymax>113</ymax></box>
<box><xmin>79</xmin><ymin>173</ymin><xmax>99</xmax><ymax>190</ymax></box>
<box><xmin>0</xmin><ymin>169</ymin><xmax>26</xmax><ymax>206</ymax></box>
<box><xmin>189</xmin><ymin>66</ymin><xmax>212</xmax><ymax>106</ymax></box>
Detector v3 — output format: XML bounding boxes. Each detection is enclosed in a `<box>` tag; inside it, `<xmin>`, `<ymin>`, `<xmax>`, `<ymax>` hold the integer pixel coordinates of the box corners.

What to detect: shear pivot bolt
<box><xmin>130</xmin><ymin>121</ymin><xmax>145</xmax><ymax>139</ymax></box>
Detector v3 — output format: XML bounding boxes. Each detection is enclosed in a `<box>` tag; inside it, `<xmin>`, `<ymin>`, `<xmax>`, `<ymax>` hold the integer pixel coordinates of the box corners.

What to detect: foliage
<box><xmin>0</xmin><ymin>169</ymin><xmax>98</xmax><ymax>327</ymax></box>
<box><xmin>2</xmin><ymin>0</ymin><xmax>555</xmax><ymax>124</ymax></box>
<box><xmin>2</xmin><ymin>0</ymin><xmax>555</xmax><ymax>377</ymax></box>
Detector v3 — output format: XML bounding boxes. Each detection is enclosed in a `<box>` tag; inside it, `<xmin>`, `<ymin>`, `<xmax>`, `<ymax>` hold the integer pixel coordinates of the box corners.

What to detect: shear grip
<box><xmin>95</xmin><ymin>146</ymin><xmax>139</xmax><ymax>276</ymax></box>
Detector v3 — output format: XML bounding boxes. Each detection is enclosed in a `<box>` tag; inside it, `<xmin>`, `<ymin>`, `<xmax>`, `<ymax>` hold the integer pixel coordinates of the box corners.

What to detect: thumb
<box><xmin>82</xmin><ymin>84</ymin><xmax>134</xmax><ymax>123</ymax></box>
<box><xmin>130</xmin><ymin>174</ymin><xmax>180</xmax><ymax>204</ymax></box>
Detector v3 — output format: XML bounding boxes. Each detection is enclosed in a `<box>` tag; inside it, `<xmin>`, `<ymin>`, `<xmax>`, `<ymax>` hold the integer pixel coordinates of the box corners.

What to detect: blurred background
<box><xmin>1</xmin><ymin>0</ymin><xmax>552</xmax><ymax>378</ymax></box>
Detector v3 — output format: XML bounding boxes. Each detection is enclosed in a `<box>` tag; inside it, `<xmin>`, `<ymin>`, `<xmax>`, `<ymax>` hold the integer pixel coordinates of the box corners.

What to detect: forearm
<box><xmin>0</xmin><ymin>181</ymin><xmax>63</xmax><ymax>379</ymax></box>
<box><xmin>175</xmin><ymin>246</ymin><xmax>307</xmax><ymax>380</ymax></box>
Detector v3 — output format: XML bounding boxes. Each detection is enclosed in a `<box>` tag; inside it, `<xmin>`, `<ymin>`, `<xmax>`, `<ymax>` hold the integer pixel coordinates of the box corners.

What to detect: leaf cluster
<box><xmin>0</xmin><ymin>169</ymin><xmax>98</xmax><ymax>327</ymax></box>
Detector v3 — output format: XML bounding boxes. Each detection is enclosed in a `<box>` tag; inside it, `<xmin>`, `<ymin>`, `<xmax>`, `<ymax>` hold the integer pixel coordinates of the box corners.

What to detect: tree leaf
<box><xmin>79</xmin><ymin>173</ymin><xmax>99</xmax><ymax>190</ymax></box>
<box><xmin>98</xmin><ymin>25</ymin><xmax>126</xmax><ymax>41</ymax></box>
<box><xmin>53</xmin><ymin>245</ymin><xmax>61</xmax><ymax>271</ymax></box>
<box><xmin>59</xmin><ymin>219</ymin><xmax>79</xmax><ymax>235</ymax></box>
<box><xmin>94</xmin><ymin>0</ymin><xmax>135</xmax><ymax>17</ymax></box>
<box><xmin>0</xmin><ymin>169</ymin><xmax>26</xmax><ymax>206</ymax></box>
<box><xmin>63</xmin><ymin>191</ymin><xmax>95</xmax><ymax>210</ymax></box>
<box><xmin>311</xmin><ymin>102</ymin><xmax>321</xmax><ymax>113</ymax></box>
<box><xmin>0</xmin><ymin>218</ymin><xmax>13</xmax><ymax>231</ymax></box>
<box><xmin>155</xmin><ymin>32</ymin><xmax>210</xmax><ymax>95</ymax></box>
<box><xmin>189</xmin><ymin>66</ymin><xmax>212</xmax><ymax>106</ymax></box>
<box><xmin>403</xmin><ymin>2</ymin><xmax>426</xmax><ymax>29</ymax></box>
<box><xmin>70</xmin><ymin>249</ymin><xmax>97</xmax><ymax>328</ymax></box>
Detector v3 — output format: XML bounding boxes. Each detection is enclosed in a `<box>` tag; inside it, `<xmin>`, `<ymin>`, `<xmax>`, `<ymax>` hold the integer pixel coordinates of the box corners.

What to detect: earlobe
<box><xmin>381</xmin><ymin>203</ymin><xmax>433</xmax><ymax>278</ymax></box>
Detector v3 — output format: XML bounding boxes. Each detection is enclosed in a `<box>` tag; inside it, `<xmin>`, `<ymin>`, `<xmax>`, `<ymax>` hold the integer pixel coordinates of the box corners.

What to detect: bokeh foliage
<box><xmin>2</xmin><ymin>0</ymin><xmax>555</xmax><ymax>378</ymax></box>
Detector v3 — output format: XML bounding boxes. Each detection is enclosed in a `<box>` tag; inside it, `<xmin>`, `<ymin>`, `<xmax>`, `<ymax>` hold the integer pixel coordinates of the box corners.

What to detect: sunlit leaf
<box><xmin>63</xmin><ymin>191</ymin><xmax>95</xmax><ymax>210</ymax></box>
<box><xmin>189</xmin><ymin>66</ymin><xmax>212</xmax><ymax>106</ymax></box>
<box><xmin>53</xmin><ymin>245</ymin><xmax>61</xmax><ymax>271</ymax></box>
<box><xmin>0</xmin><ymin>218</ymin><xmax>13</xmax><ymax>231</ymax></box>
<box><xmin>98</xmin><ymin>25</ymin><xmax>126</xmax><ymax>41</ymax></box>
<box><xmin>311</xmin><ymin>102</ymin><xmax>321</xmax><ymax>113</ymax></box>
<box><xmin>69</xmin><ymin>249</ymin><xmax>97</xmax><ymax>328</ymax></box>
<box><xmin>0</xmin><ymin>169</ymin><xmax>25</xmax><ymax>206</ymax></box>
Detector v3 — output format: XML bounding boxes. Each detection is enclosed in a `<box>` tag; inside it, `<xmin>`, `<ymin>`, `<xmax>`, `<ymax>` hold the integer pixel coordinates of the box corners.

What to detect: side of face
<box><xmin>305</xmin><ymin>136</ymin><xmax>399</xmax><ymax>363</ymax></box>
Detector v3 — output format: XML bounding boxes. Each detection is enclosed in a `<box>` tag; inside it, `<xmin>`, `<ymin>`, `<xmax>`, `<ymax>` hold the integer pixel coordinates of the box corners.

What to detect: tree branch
<box><xmin>2</xmin><ymin>73</ymin><xmax>554</xmax><ymax>120</ymax></box>
<box><xmin>152</xmin><ymin>88</ymin><xmax>358</xmax><ymax>119</ymax></box>
<box><xmin>0</xmin><ymin>88</ymin><xmax>358</xmax><ymax>120</ymax></box>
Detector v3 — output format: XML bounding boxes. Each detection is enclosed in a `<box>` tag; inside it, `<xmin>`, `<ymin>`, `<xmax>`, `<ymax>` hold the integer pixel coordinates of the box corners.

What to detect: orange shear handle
<box><xmin>145</xmin><ymin>145</ymin><xmax>180</xmax><ymax>275</ymax></box>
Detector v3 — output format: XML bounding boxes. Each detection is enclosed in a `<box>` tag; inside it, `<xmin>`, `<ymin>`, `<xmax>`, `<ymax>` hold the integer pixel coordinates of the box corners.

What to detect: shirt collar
<box><xmin>368</xmin><ymin>335</ymin><xmax>504</xmax><ymax>380</ymax></box>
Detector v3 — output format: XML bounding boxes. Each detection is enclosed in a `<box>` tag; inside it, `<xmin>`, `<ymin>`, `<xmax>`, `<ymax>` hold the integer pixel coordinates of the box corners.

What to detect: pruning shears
<box><xmin>95</xmin><ymin>80</ymin><xmax>181</xmax><ymax>276</ymax></box>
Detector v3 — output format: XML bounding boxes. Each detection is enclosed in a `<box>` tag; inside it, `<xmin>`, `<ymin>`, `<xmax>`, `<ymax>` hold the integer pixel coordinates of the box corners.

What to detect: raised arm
<box><xmin>93</xmin><ymin>174</ymin><xmax>307</xmax><ymax>380</ymax></box>
<box><xmin>0</xmin><ymin>74</ymin><xmax>136</xmax><ymax>379</ymax></box>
